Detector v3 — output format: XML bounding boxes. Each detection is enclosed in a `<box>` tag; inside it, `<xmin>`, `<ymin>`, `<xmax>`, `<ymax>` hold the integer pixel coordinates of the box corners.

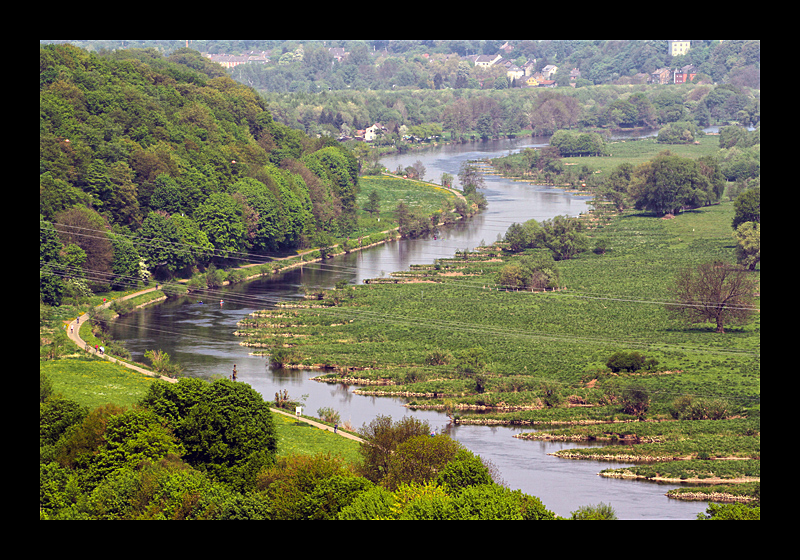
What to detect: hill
<box><xmin>40</xmin><ymin>44</ymin><xmax>359</xmax><ymax>299</ymax></box>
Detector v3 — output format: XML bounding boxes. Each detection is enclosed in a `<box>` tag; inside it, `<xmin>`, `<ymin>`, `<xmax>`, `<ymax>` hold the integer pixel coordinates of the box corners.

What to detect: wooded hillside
<box><xmin>40</xmin><ymin>44</ymin><xmax>358</xmax><ymax>296</ymax></box>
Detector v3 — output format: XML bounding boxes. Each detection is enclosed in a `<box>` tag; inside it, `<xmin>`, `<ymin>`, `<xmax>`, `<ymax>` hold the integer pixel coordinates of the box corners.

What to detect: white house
<box><xmin>364</xmin><ymin>123</ymin><xmax>384</xmax><ymax>142</ymax></box>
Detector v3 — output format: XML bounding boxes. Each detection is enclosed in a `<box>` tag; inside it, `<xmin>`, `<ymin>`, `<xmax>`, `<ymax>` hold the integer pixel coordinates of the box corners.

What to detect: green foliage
<box><xmin>696</xmin><ymin>502</ymin><xmax>760</xmax><ymax>520</ymax></box>
<box><xmin>504</xmin><ymin>216</ymin><xmax>588</xmax><ymax>261</ymax></box>
<box><xmin>138</xmin><ymin>378</ymin><xmax>278</xmax><ymax>491</ymax></box>
<box><xmin>39</xmin><ymin>43</ymin><xmax>363</xmax><ymax>293</ymax></box>
<box><xmin>40</xmin><ymin>395</ymin><xmax>88</xmax><ymax>447</ymax></box>
<box><xmin>356</xmin><ymin>415</ymin><xmax>432</xmax><ymax>484</ymax></box>
<box><xmin>628</xmin><ymin>151</ymin><xmax>724</xmax><ymax>216</ymax></box>
<box><xmin>606</xmin><ymin>351</ymin><xmax>657</xmax><ymax>373</ymax></box>
<box><xmin>143</xmin><ymin>349</ymin><xmax>182</xmax><ymax>378</ymax></box>
<box><xmin>550</xmin><ymin>130</ymin><xmax>607</xmax><ymax>156</ymax></box>
<box><xmin>570</xmin><ymin>502</ymin><xmax>618</xmax><ymax>520</ymax></box>
<box><xmin>670</xmin><ymin>395</ymin><xmax>737</xmax><ymax>420</ymax></box>
<box><xmin>656</xmin><ymin>121</ymin><xmax>703</xmax><ymax>144</ymax></box>
<box><xmin>732</xmin><ymin>185</ymin><xmax>760</xmax><ymax>228</ymax></box>
<box><xmin>257</xmin><ymin>453</ymin><xmax>370</xmax><ymax>520</ymax></box>
<box><xmin>383</xmin><ymin>435</ymin><xmax>462</xmax><ymax>490</ymax></box>
<box><xmin>435</xmin><ymin>448</ymin><xmax>493</xmax><ymax>493</ymax></box>
<box><xmin>387</xmin><ymin>482</ymin><xmax>558</xmax><ymax>520</ymax></box>
<box><xmin>337</xmin><ymin>485</ymin><xmax>396</xmax><ymax>520</ymax></box>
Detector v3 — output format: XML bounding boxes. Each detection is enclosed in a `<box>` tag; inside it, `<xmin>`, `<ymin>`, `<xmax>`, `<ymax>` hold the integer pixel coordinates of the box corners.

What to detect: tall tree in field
<box><xmin>364</xmin><ymin>189</ymin><xmax>381</xmax><ymax>218</ymax></box>
<box><xmin>628</xmin><ymin>152</ymin><xmax>724</xmax><ymax>216</ymax></box>
<box><xmin>667</xmin><ymin>261</ymin><xmax>758</xmax><ymax>333</ymax></box>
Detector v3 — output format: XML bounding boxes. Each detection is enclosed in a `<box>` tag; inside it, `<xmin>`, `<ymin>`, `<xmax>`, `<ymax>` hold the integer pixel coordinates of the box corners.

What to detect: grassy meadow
<box><xmin>240</xmin><ymin>199</ymin><xmax>759</xmax><ymax>490</ymax></box>
<box><xmin>561</xmin><ymin>134</ymin><xmax>721</xmax><ymax>175</ymax></box>
<box><xmin>351</xmin><ymin>174</ymin><xmax>457</xmax><ymax>237</ymax></box>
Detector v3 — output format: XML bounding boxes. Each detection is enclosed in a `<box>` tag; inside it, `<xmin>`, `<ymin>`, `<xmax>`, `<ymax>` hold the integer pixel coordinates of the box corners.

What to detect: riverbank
<box><xmin>234</xmin><ymin>199</ymin><xmax>759</xmax><ymax>503</ymax></box>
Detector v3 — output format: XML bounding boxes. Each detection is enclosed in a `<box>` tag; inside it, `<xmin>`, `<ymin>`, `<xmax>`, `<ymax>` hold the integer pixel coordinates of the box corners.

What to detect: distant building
<box><xmin>364</xmin><ymin>123</ymin><xmax>385</xmax><ymax>142</ymax></box>
<box><xmin>541</xmin><ymin>64</ymin><xmax>559</xmax><ymax>79</ymax></box>
<box><xmin>650</xmin><ymin>67</ymin><xmax>672</xmax><ymax>85</ymax></box>
<box><xmin>668</xmin><ymin>40</ymin><xmax>691</xmax><ymax>56</ymax></box>
<box><xmin>474</xmin><ymin>54</ymin><xmax>503</xmax><ymax>67</ymax></box>
<box><xmin>674</xmin><ymin>64</ymin><xmax>697</xmax><ymax>84</ymax></box>
<box><xmin>204</xmin><ymin>52</ymin><xmax>269</xmax><ymax>68</ymax></box>
<box><xmin>328</xmin><ymin>47</ymin><xmax>349</xmax><ymax>62</ymax></box>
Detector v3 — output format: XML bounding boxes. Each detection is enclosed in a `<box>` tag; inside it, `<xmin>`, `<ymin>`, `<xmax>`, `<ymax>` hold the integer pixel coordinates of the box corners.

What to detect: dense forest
<box><xmin>40</xmin><ymin>44</ymin><xmax>360</xmax><ymax>303</ymax></box>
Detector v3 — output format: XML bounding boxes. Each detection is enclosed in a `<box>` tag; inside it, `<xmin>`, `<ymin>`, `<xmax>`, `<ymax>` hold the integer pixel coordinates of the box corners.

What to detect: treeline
<box><xmin>40</xmin><ymin>376</ymin><xmax>560</xmax><ymax>520</ymax></box>
<box><xmin>40</xmin><ymin>44</ymin><xmax>359</xmax><ymax>303</ymax></box>
<box><xmin>258</xmin><ymin>82</ymin><xmax>759</xmax><ymax>142</ymax></box>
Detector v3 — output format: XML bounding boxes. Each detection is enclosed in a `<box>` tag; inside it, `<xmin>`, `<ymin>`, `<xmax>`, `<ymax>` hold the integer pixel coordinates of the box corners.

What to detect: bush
<box><xmin>144</xmin><ymin>349</ymin><xmax>183</xmax><ymax>378</ymax></box>
<box><xmin>606</xmin><ymin>351</ymin><xmax>657</xmax><ymax>373</ymax></box>
<box><xmin>670</xmin><ymin>395</ymin><xmax>736</xmax><ymax>420</ymax></box>
<box><xmin>570</xmin><ymin>501</ymin><xmax>618</xmax><ymax>520</ymax></box>
<box><xmin>425</xmin><ymin>349</ymin><xmax>452</xmax><ymax>366</ymax></box>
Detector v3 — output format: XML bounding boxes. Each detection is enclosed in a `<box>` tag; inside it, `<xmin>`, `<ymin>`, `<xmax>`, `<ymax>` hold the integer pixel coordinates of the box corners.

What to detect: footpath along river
<box><xmin>109</xmin><ymin>137</ymin><xmax>708</xmax><ymax>519</ymax></box>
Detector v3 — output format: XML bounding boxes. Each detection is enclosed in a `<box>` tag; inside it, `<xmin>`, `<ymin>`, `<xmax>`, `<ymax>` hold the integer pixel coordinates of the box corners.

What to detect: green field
<box><xmin>561</xmin><ymin>134</ymin><xmax>721</xmax><ymax>175</ymax></box>
<box><xmin>240</xmin><ymin>199</ymin><xmax>759</xmax><ymax>491</ymax></box>
<box><xmin>272</xmin><ymin>413</ymin><xmax>362</xmax><ymax>464</ymax></box>
<box><xmin>351</xmin><ymin>174</ymin><xmax>457</xmax><ymax>237</ymax></box>
<box><xmin>41</xmin><ymin>355</ymin><xmax>362</xmax><ymax>463</ymax></box>
<box><xmin>40</xmin><ymin>356</ymin><xmax>160</xmax><ymax>409</ymax></box>
<box><xmin>241</xmin><ymin>200</ymin><xmax>759</xmax><ymax>426</ymax></box>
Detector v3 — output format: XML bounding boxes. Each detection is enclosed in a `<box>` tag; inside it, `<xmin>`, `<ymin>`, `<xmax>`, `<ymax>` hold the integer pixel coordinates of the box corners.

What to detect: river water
<box><xmin>109</xmin><ymin>137</ymin><xmax>708</xmax><ymax>519</ymax></box>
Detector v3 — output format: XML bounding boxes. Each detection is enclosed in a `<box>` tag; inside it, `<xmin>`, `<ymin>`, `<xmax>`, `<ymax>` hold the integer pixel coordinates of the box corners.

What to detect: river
<box><xmin>109</xmin><ymin>137</ymin><xmax>709</xmax><ymax>520</ymax></box>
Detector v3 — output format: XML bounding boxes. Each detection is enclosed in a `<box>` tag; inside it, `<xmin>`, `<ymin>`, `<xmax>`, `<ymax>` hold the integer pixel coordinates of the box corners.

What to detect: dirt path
<box><xmin>269</xmin><ymin>407</ymin><xmax>365</xmax><ymax>443</ymax></box>
<box><xmin>66</xmin><ymin>287</ymin><xmax>178</xmax><ymax>383</ymax></box>
<box><xmin>64</xmin><ymin>288</ymin><xmax>364</xmax><ymax>444</ymax></box>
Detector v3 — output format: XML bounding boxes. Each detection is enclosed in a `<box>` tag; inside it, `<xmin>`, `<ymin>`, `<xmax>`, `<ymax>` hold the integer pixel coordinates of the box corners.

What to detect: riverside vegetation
<box><xmin>238</xmin><ymin>191</ymin><xmax>759</xmax><ymax>510</ymax></box>
<box><xmin>40</xmin><ymin>43</ymin><xmax>759</xmax><ymax>519</ymax></box>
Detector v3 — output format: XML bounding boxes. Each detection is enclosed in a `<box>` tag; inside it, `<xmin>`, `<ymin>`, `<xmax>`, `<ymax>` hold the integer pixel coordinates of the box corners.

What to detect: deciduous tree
<box><xmin>667</xmin><ymin>260</ymin><xmax>758</xmax><ymax>333</ymax></box>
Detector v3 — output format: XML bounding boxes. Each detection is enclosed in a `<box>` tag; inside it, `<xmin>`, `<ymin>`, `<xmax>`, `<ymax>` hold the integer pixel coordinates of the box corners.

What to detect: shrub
<box><xmin>606</xmin><ymin>351</ymin><xmax>655</xmax><ymax>373</ymax></box>
<box><xmin>317</xmin><ymin>407</ymin><xmax>341</xmax><ymax>424</ymax></box>
<box><xmin>570</xmin><ymin>501</ymin><xmax>618</xmax><ymax>520</ymax></box>
<box><xmin>619</xmin><ymin>386</ymin><xmax>651</xmax><ymax>418</ymax></box>
<box><xmin>144</xmin><ymin>349</ymin><xmax>183</xmax><ymax>378</ymax></box>
<box><xmin>670</xmin><ymin>395</ymin><xmax>736</xmax><ymax>420</ymax></box>
<box><xmin>139</xmin><ymin>378</ymin><xmax>278</xmax><ymax>492</ymax></box>
<box><xmin>425</xmin><ymin>349</ymin><xmax>452</xmax><ymax>366</ymax></box>
<box><xmin>270</xmin><ymin>347</ymin><xmax>302</xmax><ymax>368</ymax></box>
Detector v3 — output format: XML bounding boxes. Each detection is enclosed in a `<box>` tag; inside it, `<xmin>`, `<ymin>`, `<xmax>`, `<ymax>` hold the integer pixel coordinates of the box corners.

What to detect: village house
<box><xmin>328</xmin><ymin>47</ymin><xmax>349</xmax><ymax>62</ymax></box>
<box><xmin>506</xmin><ymin>64</ymin><xmax>525</xmax><ymax>81</ymax></box>
<box><xmin>541</xmin><ymin>64</ymin><xmax>559</xmax><ymax>79</ymax></box>
<box><xmin>673</xmin><ymin>64</ymin><xmax>697</xmax><ymax>84</ymax></box>
<box><xmin>650</xmin><ymin>67</ymin><xmax>672</xmax><ymax>84</ymax></box>
<box><xmin>364</xmin><ymin>123</ymin><xmax>385</xmax><ymax>142</ymax></box>
<box><xmin>203</xmin><ymin>51</ymin><xmax>269</xmax><ymax>68</ymax></box>
<box><xmin>521</xmin><ymin>60</ymin><xmax>538</xmax><ymax>76</ymax></box>
<box><xmin>474</xmin><ymin>53</ymin><xmax>503</xmax><ymax>67</ymax></box>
